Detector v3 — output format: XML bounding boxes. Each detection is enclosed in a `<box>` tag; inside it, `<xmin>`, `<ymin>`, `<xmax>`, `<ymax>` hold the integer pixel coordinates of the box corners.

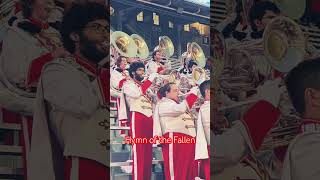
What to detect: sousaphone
<box><xmin>263</xmin><ymin>16</ymin><xmax>305</xmax><ymax>73</ymax></box>
<box><xmin>189</xmin><ymin>42</ymin><xmax>206</xmax><ymax>68</ymax></box>
<box><xmin>131</xmin><ymin>34</ymin><xmax>149</xmax><ymax>59</ymax></box>
<box><xmin>192</xmin><ymin>67</ymin><xmax>209</xmax><ymax>85</ymax></box>
<box><xmin>155</xmin><ymin>36</ymin><xmax>174</xmax><ymax>58</ymax></box>
<box><xmin>272</xmin><ymin>0</ymin><xmax>306</xmax><ymax>20</ymax></box>
<box><xmin>111</xmin><ymin>31</ymin><xmax>137</xmax><ymax>58</ymax></box>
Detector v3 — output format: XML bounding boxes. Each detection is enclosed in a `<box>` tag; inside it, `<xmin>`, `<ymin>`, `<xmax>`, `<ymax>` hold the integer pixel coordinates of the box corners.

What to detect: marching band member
<box><xmin>0</xmin><ymin>0</ymin><xmax>66</xmax><ymax>179</ymax></box>
<box><xmin>281</xmin><ymin>59</ymin><xmax>320</xmax><ymax>180</ymax></box>
<box><xmin>111</xmin><ymin>56</ymin><xmax>130</xmax><ymax>135</ymax></box>
<box><xmin>195</xmin><ymin>80</ymin><xmax>210</xmax><ymax>180</ymax></box>
<box><xmin>153</xmin><ymin>83</ymin><xmax>199</xmax><ymax>180</ymax></box>
<box><xmin>146</xmin><ymin>50</ymin><xmax>167</xmax><ymax>75</ymax></box>
<box><xmin>28</xmin><ymin>3</ymin><xmax>109</xmax><ymax>180</ymax></box>
<box><xmin>248</xmin><ymin>1</ymin><xmax>281</xmax><ymax>81</ymax></box>
<box><xmin>119</xmin><ymin>61</ymin><xmax>158</xmax><ymax>180</ymax></box>
<box><xmin>212</xmin><ymin>78</ymin><xmax>284</xmax><ymax>175</ymax></box>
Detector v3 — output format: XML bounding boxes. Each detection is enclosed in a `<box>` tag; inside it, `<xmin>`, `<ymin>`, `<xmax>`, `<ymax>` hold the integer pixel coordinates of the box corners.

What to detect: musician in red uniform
<box><xmin>212</xmin><ymin>78</ymin><xmax>284</xmax><ymax>176</ymax></box>
<box><xmin>119</xmin><ymin>62</ymin><xmax>157</xmax><ymax>180</ymax></box>
<box><xmin>28</xmin><ymin>3</ymin><xmax>109</xmax><ymax>180</ymax></box>
<box><xmin>0</xmin><ymin>0</ymin><xmax>67</xmax><ymax>179</ymax></box>
<box><xmin>153</xmin><ymin>83</ymin><xmax>199</xmax><ymax>180</ymax></box>
<box><xmin>146</xmin><ymin>50</ymin><xmax>167</xmax><ymax>75</ymax></box>
<box><xmin>195</xmin><ymin>80</ymin><xmax>210</xmax><ymax>180</ymax></box>
<box><xmin>111</xmin><ymin>56</ymin><xmax>130</xmax><ymax>135</ymax></box>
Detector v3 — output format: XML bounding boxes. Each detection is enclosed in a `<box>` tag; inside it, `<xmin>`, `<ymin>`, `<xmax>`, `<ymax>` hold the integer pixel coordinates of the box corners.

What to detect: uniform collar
<box><xmin>29</xmin><ymin>18</ymin><xmax>49</xmax><ymax>30</ymax></box>
<box><xmin>74</xmin><ymin>55</ymin><xmax>98</xmax><ymax>77</ymax></box>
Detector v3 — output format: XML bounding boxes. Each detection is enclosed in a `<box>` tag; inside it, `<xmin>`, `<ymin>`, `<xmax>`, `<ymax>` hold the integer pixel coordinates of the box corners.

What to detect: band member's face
<box><xmin>167</xmin><ymin>84</ymin><xmax>179</xmax><ymax>102</ymax></box>
<box><xmin>134</xmin><ymin>68</ymin><xmax>145</xmax><ymax>81</ymax></box>
<box><xmin>81</xmin><ymin>19</ymin><xmax>109</xmax><ymax>64</ymax></box>
<box><xmin>32</xmin><ymin>0</ymin><xmax>55</xmax><ymax>21</ymax></box>
<box><xmin>119</xmin><ymin>58</ymin><xmax>128</xmax><ymax>70</ymax></box>
<box><xmin>255</xmin><ymin>10</ymin><xmax>277</xmax><ymax>31</ymax></box>
<box><xmin>155</xmin><ymin>52</ymin><xmax>161</xmax><ymax>61</ymax></box>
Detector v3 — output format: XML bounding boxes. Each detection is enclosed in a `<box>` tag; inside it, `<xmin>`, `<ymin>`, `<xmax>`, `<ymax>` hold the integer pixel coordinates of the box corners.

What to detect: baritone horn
<box><xmin>111</xmin><ymin>31</ymin><xmax>137</xmax><ymax>58</ymax></box>
<box><xmin>131</xmin><ymin>34</ymin><xmax>149</xmax><ymax>59</ymax></box>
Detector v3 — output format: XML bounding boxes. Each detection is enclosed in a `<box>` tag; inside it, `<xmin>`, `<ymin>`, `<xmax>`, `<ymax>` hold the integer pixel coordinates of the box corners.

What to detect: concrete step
<box><xmin>113</xmin><ymin>172</ymin><xmax>164</xmax><ymax>180</ymax></box>
<box><xmin>0</xmin><ymin>166</ymin><xmax>23</xmax><ymax>179</ymax></box>
<box><xmin>0</xmin><ymin>145</ymin><xmax>22</xmax><ymax>155</ymax></box>
<box><xmin>110</xmin><ymin>160</ymin><xmax>163</xmax><ymax>167</ymax></box>
<box><xmin>0</xmin><ymin>124</ymin><xmax>21</xmax><ymax>131</ymax></box>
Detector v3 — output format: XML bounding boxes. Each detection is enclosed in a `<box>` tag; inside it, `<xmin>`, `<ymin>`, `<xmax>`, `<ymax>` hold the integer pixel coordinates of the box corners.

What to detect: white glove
<box><xmin>148</xmin><ymin>73</ymin><xmax>158</xmax><ymax>82</ymax></box>
<box><xmin>189</xmin><ymin>86</ymin><xmax>200</xmax><ymax>96</ymax></box>
<box><xmin>256</xmin><ymin>78</ymin><xmax>285</xmax><ymax>107</ymax></box>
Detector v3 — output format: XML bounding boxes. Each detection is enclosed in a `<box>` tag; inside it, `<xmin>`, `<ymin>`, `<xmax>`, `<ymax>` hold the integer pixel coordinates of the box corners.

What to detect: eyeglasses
<box><xmin>85</xmin><ymin>23</ymin><xmax>109</xmax><ymax>34</ymax></box>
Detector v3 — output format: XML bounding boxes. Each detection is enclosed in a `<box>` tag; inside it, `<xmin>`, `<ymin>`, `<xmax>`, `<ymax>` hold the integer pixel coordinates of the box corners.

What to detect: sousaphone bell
<box><xmin>192</xmin><ymin>67</ymin><xmax>209</xmax><ymax>85</ymax></box>
<box><xmin>131</xmin><ymin>34</ymin><xmax>149</xmax><ymax>59</ymax></box>
<box><xmin>155</xmin><ymin>36</ymin><xmax>175</xmax><ymax>58</ymax></box>
<box><xmin>189</xmin><ymin>42</ymin><xmax>206</xmax><ymax>68</ymax></box>
<box><xmin>111</xmin><ymin>31</ymin><xmax>137</xmax><ymax>58</ymax></box>
<box><xmin>263</xmin><ymin>16</ymin><xmax>305</xmax><ymax>73</ymax></box>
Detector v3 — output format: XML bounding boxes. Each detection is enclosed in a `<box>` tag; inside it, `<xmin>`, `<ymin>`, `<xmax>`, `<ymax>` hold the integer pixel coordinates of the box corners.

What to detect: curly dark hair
<box><xmin>128</xmin><ymin>62</ymin><xmax>145</xmax><ymax>78</ymax></box>
<box><xmin>60</xmin><ymin>2</ymin><xmax>109</xmax><ymax>53</ymax></box>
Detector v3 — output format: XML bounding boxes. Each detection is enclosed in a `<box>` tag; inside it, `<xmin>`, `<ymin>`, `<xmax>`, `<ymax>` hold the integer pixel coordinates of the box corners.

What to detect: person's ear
<box><xmin>309</xmin><ymin>88</ymin><xmax>320</xmax><ymax>106</ymax></box>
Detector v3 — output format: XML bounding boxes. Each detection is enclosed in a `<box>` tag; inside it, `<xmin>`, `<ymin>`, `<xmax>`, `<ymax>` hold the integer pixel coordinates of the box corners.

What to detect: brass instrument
<box><xmin>219</xmin><ymin>16</ymin><xmax>305</xmax><ymax>110</ymax></box>
<box><xmin>154</xmin><ymin>36</ymin><xmax>174</xmax><ymax>58</ymax></box>
<box><xmin>131</xmin><ymin>34</ymin><xmax>149</xmax><ymax>59</ymax></box>
<box><xmin>36</xmin><ymin>30</ymin><xmax>63</xmax><ymax>52</ymax></box>
<box><xmin>272</xmin><ymin>0</ymin><xmax>306</xmax><ymax>20</ymax></box>
<box><xmin>263</xmin><ymin>16</ymin><xmax>305</xmax><ymax>73</ymax></box>
<box><xmin>111</xmin><ymin>31</ymin><xmax>137</xmax><ymax>58</ymax></box>
<box><xmin>192</xmin><ymin>67</ymin><xmax>209</xmax><ymax>85</ymax></box>
<box><xmin>189</xmin><ymin>42</ymin><xmax>206</xmax><ymax>68</ymax></box>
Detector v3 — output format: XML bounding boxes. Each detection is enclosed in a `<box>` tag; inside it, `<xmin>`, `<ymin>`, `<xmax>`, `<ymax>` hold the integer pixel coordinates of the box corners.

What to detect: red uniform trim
<box><xmin>64</xmin><ymin>157</ymin><xmax>109</xmax><ymax>180</ymax></box>
<box><xmin>140</xmin><ymin>80</ymin><xmax>152</xmax><ymax>95</ymax></box>
<box><xmin>25</xmin><ymin>52</ymin><xmax>54</xmax><ymax>87</ymax></box>
<box><xmin>28</xmin><ymin>18</ymin><xmax>49</xmax><ymax>29</ymax></box>
<box><xmin>157</xmin><ymin>66</ymin><xmax>164</xmax><ymax>73</ymax></box>
<box><xmin>241</xmin><ymin>100</ymin><xmax>281</xmax><ymax>152</ymax></box>
<box><xmin>14</xmin><ymin>2</ymin><xmax>22</xmax><ymax>14</ymax></box>
<box><xmin>118</xmin><ymin>78</ymin><xmax>126</xmax><ymax>89</ymax></box>
<box><xmin>272</xmin><ymin>70</ymin><xmax>284</xmax><ymax>79</ymax></box>
<box><xmin>185</xmin><ymin>94</ymin><xmax>198</xmax><ymax>109</ymax></box>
